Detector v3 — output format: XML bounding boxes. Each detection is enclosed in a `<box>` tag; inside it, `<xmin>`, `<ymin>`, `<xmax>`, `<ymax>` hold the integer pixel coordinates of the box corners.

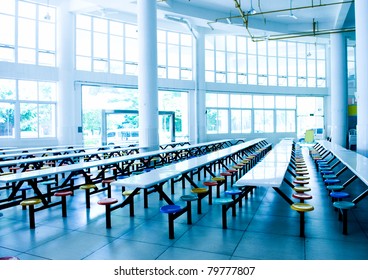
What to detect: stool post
<box><xmin>29</xmin><ymin>205</ymin><xmax>36</xmax><ymax>229</ymax></box>
<box><xmin>105</xmin><ymin>205</ymin><xmax>112</xmax><ymax>228</ymax></box>
<box><xmin>85</xmin><ymin>188</ymin><xmax>91</xmax><ymax>208</ymax></box>
<box><xmin>222</xmin><ymin>205</ymin><xmax>227</xmax><ymax>229</ymax></box>
<box><xmin>61</xmin><ymin>196</ymin><xmax>67</xmax><ymax>217</ymax></box>
<box><xmin>168</xmin><ymin>213</ymin><xmax>175</xmax><ymax>239</ymax></box>
<box><xmin>299</xmin><ymin>212</ymin><xmax>305</xmax><ymax>237</ymax></box>
<box><xmin>186</xmin><ymin>201</ymin><xmax>192</xmax><ymax>224</ymax></box>
<box><xmin>342</xmin><ymin>209</ymin><xmax>348</xmax><ymax>235</ymax></box>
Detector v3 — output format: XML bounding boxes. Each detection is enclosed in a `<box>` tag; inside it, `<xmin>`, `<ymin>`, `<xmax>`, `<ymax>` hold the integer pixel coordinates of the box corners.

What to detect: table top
<box><xmin>117</xmin><ymin>138</ymin><xmax>266</xmax><ymax>189</ymax></box>
<box><xmin>0</xmin><ymin>138</ymin><xmax>260</xmax><ymax>184</ymax></box>
<box><xmin>318</xmin><ymin>140</ymin><xmax>368</xmax><ymax>186</ymax></box>
<box><xmin>234</xmin><ymin>139</ymin><xmax>293</xmax><ymax>188</ymax></box>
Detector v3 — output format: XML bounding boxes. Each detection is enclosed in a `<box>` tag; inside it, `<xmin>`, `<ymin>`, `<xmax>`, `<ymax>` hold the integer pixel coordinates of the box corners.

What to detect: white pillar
<box><xmin>137</xmin><ymin>0</ymin><xmax>159</xmax><ymax>151</ymax></box>
<box><xmin>356</xmin><ymin>0</ymin><xmax>368</xmax><ymax>156</ymax></box>
<box><xmin>57</xmin><ymin>1</ymin><xmax>80</xmax><ymax>145</ymax></box>
<box><xmin>195</xmin><ymin>30</ymin><xmax>206</xmax><ymax>143</ymax></box>
<box><xmin>330</xmin><ymin>33</ymin><xmax>348</xmax><ymax>147</ymax></box>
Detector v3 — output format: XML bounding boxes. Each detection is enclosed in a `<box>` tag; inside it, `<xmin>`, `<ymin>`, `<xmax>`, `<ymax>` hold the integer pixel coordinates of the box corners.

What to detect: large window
<box><xmin>76</xmin><ymin>14</ymin><xmax>193</xmax><ymax>79</ymax></box>
<box><xmin>205</xmin><ymin>35</ymin><xmax>326</xmax><ymax>88</ymax></box>
<box><xmin>206</xmin><ymin>92</ymin><xmax>298</xmax><ymax>135</ymax></box>
<box><xmin>81</xmin><ymin>85</ymin><xmax>189</xmax><ymax>145</ymax></box>
<box><xmin>0</xmin><ymin>78</ymin><xmax>56</xmax><ymax>139</ymax></box>
<box><xmin>0</xmin><ymin>0</ymin><xmax>56</xmax><ymax>66</ymax></box>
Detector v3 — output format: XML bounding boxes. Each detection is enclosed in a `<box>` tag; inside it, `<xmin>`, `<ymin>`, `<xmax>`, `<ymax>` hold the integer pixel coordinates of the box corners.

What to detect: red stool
<box><xmin>98</xmin><ymin>197</ymin><xmax>118</xmax><ymax>228</ymax></box>
<box><xmin>54</xmin><ymin>190</ymin><xmax>73</xmax><ymax>217</ymax></box>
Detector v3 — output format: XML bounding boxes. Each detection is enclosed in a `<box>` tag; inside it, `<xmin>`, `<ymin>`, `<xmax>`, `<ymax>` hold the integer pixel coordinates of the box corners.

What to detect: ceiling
<box><xmin>49</xmin><ymin>0</ymin><xmax>356</xmax><ymax>41</ymax></box>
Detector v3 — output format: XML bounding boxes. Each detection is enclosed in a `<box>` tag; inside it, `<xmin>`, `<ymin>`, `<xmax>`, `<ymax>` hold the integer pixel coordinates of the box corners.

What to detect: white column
<box><xmin>194</xmin><ymin>30</ymin><xmax>206</xmax><ymax>143</ymax></box>
<box><xmin>330</xmin><ymin>33</ymin><xmax>348</xmax><ymax>147</ymax></box>
<box><xmin>356</xmin><ymin>0</ymin><xmax>368</xmax><ymax>156</ymax></box>
<box><xmin>57</xmin><ymin>1</ymin><xmax>80</xmax><ymax>145</ymax></box>
<box><xmin>137</xmin><ymin>0</ymin><xmax>159</xmax><ymax>151</ymax></box>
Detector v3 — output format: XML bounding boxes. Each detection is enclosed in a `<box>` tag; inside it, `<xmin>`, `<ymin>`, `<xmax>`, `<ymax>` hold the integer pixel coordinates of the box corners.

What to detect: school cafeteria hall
<box><xmin>2</xmin><ymin>0</ymin><xmax>368</xmax><ymax>266</ymax></box>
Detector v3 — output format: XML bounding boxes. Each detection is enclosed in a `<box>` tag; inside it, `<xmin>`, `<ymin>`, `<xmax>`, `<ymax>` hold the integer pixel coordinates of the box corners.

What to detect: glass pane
<box><xmin>215</xmin><ymin>36</ymin><xmax>225</xmax><ymax>51</ymax></box>
<box><xmin>93</xmin><ymin>32</ymin><xmax>108</xmax><ymax>58</ymax></box>
<box><xmin>181</xmin><ymin>34</ymin><xmax>192</xmax><ymax>47</ymax></box>
<box><xmin>206</xmin><ymin>93</ymin><xmax>217</xmax><ymax>107</ymax></box>
<box><xmin>76</xmin><ymin>14</ymin><xmax>91</xmax><ymax>30</ymax></box>
<box><xmin>110</xmin><ymin>35</ymin><xmax>124</xmax><ymax>60</ymax></box>
<box><xmin>237</xmin><ymin>36</ymin><xmax>246</xmax><ymax>53</ymax></box>
<box><xmin>168</xmin><ymin>32</ymin><xmax>179</xmax><ymax>44</ymax></box>
<box><xmin>268</xmin><ymin>57</ymin><xmax>277</xmax><ymax>75</ymax></box>
<box><xmin>39</xmin><ymin>82</ymin><xmax>56</xmax><ymax>101</ymax></box>
<box><xmin>231</xmin><ymin>109</ymin><xmax>241</xmax><ymax>133</ymax></box>
<box><xmin>125</xmin><ymin>38</ymin><xmax>138</xmax><ymax>62</ymax></box>
<box><xmin>20</xmin><ymin>103</ymin><xmax>38</xmax><ymax>138</ymax></box>
<box><xmin>237</xmin><ymin>53</ymin><xmax>246</xmax><ymax>73</ymax></box>
<box><xmin>93</xmin><ymin>17</ymin><xmax>108</xmax><ymax>33</ymax></box>
<box><xmin>0</xmin><ymin>79</ymin><xmax>16</xmax><ymax>100</ymax></box>
<box><xmin>39</xmin><ymin>103</ymin><xmax>55</xmax><ymax>137</ymax></box>
<box><xmin>254</xmin><ymin>110</ymin><xmax>264</xmax><ymax>133</ymax></box>
<box><xmin>19</xmin><ymin>80</ymin><xmax>37</xmax><ymax>101</ymax></box>
<box><xmin>167</xmin><ymin>67</ymin><xmax>179</xmax><ymax>79</ymax></box>
<box><xmin>158</xmin><ymin>42</ymin><xmax>166</xmax><ymax>66</ymax></box>
<box><xmin>206</xmin><ymin>108</ymin><xmax>217</xmax><ymax>134</ymax></box>
<box><xmin>286</xmin><ymin>110</ymin><xmax>296</xmax><ymax>132</ymax></box>
<box><xmin>275</xmin><ymin>96</ymin><xmax>286</xmax><ymax>108</ymax></box>
<box><xmin>288</xmin><ymin>58</ymin><xmax>296</xmax><ymax>76</ymax></box>
<box><xmin>0</xmin><ymin>102</ymin><xmax>14</xmax><ymax>137</ymax></box>
<box><xmin>205</xmin><ymin>71</ymin><xmax>214</xmax><ymax>82</ymax></box>
<box><xmin>18</xmin><ymin>18</ymin><xmax>36</xmax><ymax>48</ymax></box>
<box><xmin>93</xmin><ymin>59</ymin><xmax>108</xmax><ymax>72</ymax></box>
<box><xmin>278</xmin><ymin>41</ymin><xmax>286</xmax><ymax>57</ymax></box>
<box><xmin>298</xmin><ymin>59</ymin><xmax>306</xmax><ymax>76</ymax></box>
<box><xmin>76</xmin><ymin>56</ymin><xmax>91</xmax><ymax>71</ymax></box>
<box><xmin>264</xmin><ymin>96</ymin><xmax>274</xmax><ymax>108</ymax></box>
<box><xmin>181</xmin><ymin>46</ymin><xmax>192</xmax><ymax>68</ymax></box>
<box><xmin>0</xmin><ymin>46</ymin><xmax>14</xmax><ymax>62</ymax></box>
<box><xmin>110</xmin><ymin>21</ymin><xmax>124</xmax><ymax>36</ymax></box>
<box><xmin>125</xmin><ymin>24</ymin><xmax>137</xmax><ymax>38</ymax></box>
<box><xmin>253</xmin><ymin>95</ymin><xmax>263</xmax><ymax>108</ymax></box>
<box><xmin>264</xmin><ymin>110</ymin><xmax>274</xmax><ymax>132</ymax></box>
<box><xmin>216</xmin><ymin>51</ymin><xmax>225</xmax><ymax>71</ymax></box>
<box><xmin>218</xmin><ymin>109</ymin><xmax>228</xmax><ymax>133</ymax></box>
<box><xmin>285</xmin><ymin>96</ymin><xmax>296</xmax><ymax>108</ymax></box>
<box><xmin>76</xmin><ymin>29</ymin><xmax>91</xmax><ymax>56</ymax></box>
<box><xmin>241</xmin><ymin>95</ymin><xmax>252</xmax><ymax>108</ymax></box>
<box><xmin>258</xmin><ymin>56</ymin><xmax>267</xmax><ymax>75</ymax></box>
<box><xmin>38</xmin><ymin>52</ymin><xmax>55</xmax><ymax>67</ymax></box>
<box><xmin>258</xmin><ymin>41</ymin><xmax>267</xmax><ymax>56</ymax></box>
<box><xmin>268</xmin><ymin>41</ymin><xmax>277</xmax><ymax>56</ymax></box>
<box><xmin>227</xmin><ymin>36</ymin><xmax>236</xmax><ymax>52</ymax></box>
<box><xmin>288</xmin><ymin>42</ymin><xmax>297</xmax><ymax>58</ymax></box>
<box><xmin>307</xmin><ymin>59</ymin><xmax>316</xmax><ymax>77</ymax></box>
<box><xmin>317</xmin><ymin>60</ymin><xmax>326</xmax><ymax>78</ymax></box>
<box><xmin>18</xmin><ymin>48</ymin><xmax>35</xmax><ymax>64</ymax></box>
<box><xmin>18</xmin><ymin>1</ymin><xmax>36</xmax><ymax>19</ymax></box>
<box><xmin>168</xmin><ymin>45</ymin><xmax>179</xmax><ymax>67</ymax></box>
<box><xmin>230</xmin><ymin>94</ymin><xmax>241</xmax><ymax>108</ymax></box>
<box><xmin>276</xmin><ymin>110</ymin><xmax>286</xmax><ymax>132</ymax></box>
<box><xmin>217</xmin><ymin>94</ymin><xmax>229</xmax><ymax>108</ymax></box>
<box><xmin>278</xmin><ymin>57</ymin><xmax>287</xmax><ymax>76</ymax></box>
<box><xmin>205</xmin><ymin>50</ymin><xmax>214</xmax><ymax>71</ymax></box>
<box><xmin>205</xmin><ymin>35</ymin><xmax>214</xmax><ymax>50</ymax></box>
<box><xmin>110</xmin><ymin>60</ymin><xmax>124</xmax><ymax>74</ymax></box>
<box><xmin>0</xmin><ymin>0</ymin><xmax>15</xmax><ymax>15</ymax></box>
<box><xmin>0</xmin><ymin>14</ymin><xmax>15</xmax><ymax>45</ymax></box>
<box><xmin>248</xmin><ymin>55</ymin><xmax>257</xmax><ymax>74</ymax></box>
<box><xmin>242</xmin><ymin>110</ymin><xmax>252</xmax><ymax>133</ymax></box>
<box><xmin>227</xmin><ymin>52</ymin><xmax>236</xmax><ymax>72</ymax></box>
<box><xmin>39</xmin><ymin>21</ymin><xmax>55</xmax><ymax>51</ymax></box>
<box><xmin>248</xmin><ymin>40</ymin><xmax>257</xmax><ymax>54</ymax></box>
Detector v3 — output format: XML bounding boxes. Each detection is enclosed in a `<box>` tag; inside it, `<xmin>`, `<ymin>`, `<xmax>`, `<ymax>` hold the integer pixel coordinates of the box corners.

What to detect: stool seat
<box><xmin>191</xmin><ymin>187</ymin><xmax>208</xmax><ymax>194</ymax></box>
<box><xmin>295</xmin><ymin>176</ymin><xmax>310</xmax><ymax>180</ymax></box>
<box><xmin>293</xmin><ymin>180</ymin><xmax>309</xmax><ymax>185</ymax></box>
<box><xmin>326</xmin><ymin>185</ymin><xmax>344</xmax><ymax>192</ymax></box>
<box><xmin>160</xmin><ymin>204</ymin><xmax>181</xmax><ymax>214</ymax></box>
<box><xmin>333</xmin><ymin>201</ymin><xmax>355</xmax><ymax>210</ymax></box>
<box><xmin>80</xmin><ymin>184</ymin><xmax>97</xmax><ymax>190</ymax></box>
<box><xmin>19</xmin><ymin>185</ymin><xmax>32</xmax><ymax>191</ymax></box>
<box><xmin>181</xmin><ymin>194</ymin><xmax>198</xmax><ymax>201</ymax></box>
<box><xmin>20</xmin><ymin>198</ymin><xmax>42</xmax><ymax>206</ymax></box>
<box><xmin>54</xmin><ymin>190</ymin><xmax>73</xmax><ymax>197</ymax></box>
<box><xmin>220</xmin><ymin>172</ymin><xmax>232</xmax><ymax>176</ymax></box>
<box><xmin>97</xmin><ymin>197</ymin><xmax>118</xmax><ymax>205</ymax></box>
<box><xmin>325</xmin><ymin>178</ymin><xmax>341</xmax><ymax>184</ymax></box>
<box><xmin>320</xmin><ymin>170</ymin><xmax>334</xmax><ymax>175</ymax></box>
<box><xmin>330</xmin><ymin>191</ymin><xmax>350</xmax><ymax>199</ymax></box>
<box><xmin>296</xmin><ymin>171</ymin><xmax>309</xmax><ymax>175</ymax></box>
<box><xmin>212</xmin><ymin>177</ymin><xmax>225</xmax><ymax>182</ymax></box>
<box><xmin>213</xmin><ymin>197</ymin><xmax>233</xmax><ymax>205</ymax></box>
<box><xmin>225</xmin><ymin>189</ymin><xmax>242</xmax><ymax>195</ymax></box>
<box><xmin>122</xmin><ymin>190</ymin><xmax>140</xmax><ymax>196</ymax></box>
<box><xmin>323</xmin><ymin>174</ymin><xmax>337</xmax><ymax>179</ymax></box>
<box><xmin>292</xmin><ymin>193</ymin><xmax>312</xmax><ymax>200</ymax></box>
<box><xmin>203</xmin><ymin>181</ymin><xmax>217</xmax><ymax>187</ymax></box>
<box><xmin>291</xmin><ymin>202</ymin><xmax>314</xmax><ymax>212</ymax></box>
<box><xmin>227</xmin><ymin>169</ymin><xmax>237</xmax><ymax>173</ymax></box>
<box><xmin>102</xmin><ymin>179</ymin><xmax>115</xmax><ymax>184</ymax></box>
<box><xmin>293</xmin><ymin>186</ymin><xmax>311</xmax><ymax>193</ymax></box>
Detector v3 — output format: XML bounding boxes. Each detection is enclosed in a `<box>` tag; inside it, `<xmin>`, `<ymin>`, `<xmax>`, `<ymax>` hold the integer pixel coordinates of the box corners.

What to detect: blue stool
<box><xmin>320</xmin><ymin>170</ymin><xmax>334</xmax><ymax>175</ymax></box>
<box><xmin>330</xmin><ymin>191</ymin><xmax>350</xmax><ymax>202</ymax></box>
<box><xmin>324</xmin><ymin>178</ymin><xmax>341</xmax><ymax>185</ymax></box>
<box><xmin>225</xmin><ymin>188</ymin><xmax>243</xmax><ymax>216</ymax></box>
<box><xmin>333</xmin><ymin>201</ymin><xmax>355</xmax><ymax>235</ymax></box>
<box><xmin>160</xmin><ymin>204</ymin><xmax>182</xmax><ymax>239</ymax></box>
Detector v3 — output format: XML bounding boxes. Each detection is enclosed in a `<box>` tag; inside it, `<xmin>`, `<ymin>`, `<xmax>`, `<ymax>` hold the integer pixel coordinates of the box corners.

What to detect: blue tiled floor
<box><xmin>1</xmin><ymin>147</ymin><xmax>368</xmax><ymax>260</ymax></box>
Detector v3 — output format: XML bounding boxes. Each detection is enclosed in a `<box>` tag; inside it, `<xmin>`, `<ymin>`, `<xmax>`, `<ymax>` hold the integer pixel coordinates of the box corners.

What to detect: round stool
<box><xmin>333</xmin><ymin>201</ymin><xmax>355</xmax><ymax>235</ymax></box>
<box><xmin>212</xmin><ymin>176</ymin><xmax>226</xmax><ymax>190</ymax></box>
<box><xmin>203</xmin><ymin>181</ymin><xmax>218</xmax><ymax>203</ymax></box>
<box><xmin>290</xmin><ymin>203</ymin><xmax>314</xmax><ymax>237</ymax></box>
<box><xmin>225</xmin><ymin>188</ymin><xmax>243</xmax><ymax>215</ymax></box>
<box><xmin>330</xmin><ymin>191</ymin><xmax>350</xmax><ymax>202</ymax></box>
<box><xmin>160</xmin><ymin>204</ymin><xmax>182</xmax><ymax>239</ymax></box>
<box><xmin>20</xmin><ymin>198</ymin><xmax>42</xmax><ymax>229</ymax></box>
<box><xmin>181</xmin><ymin>194</ymin><xmax>198</xmax><ymax>224</ymax></box>
<box><xmin>292</xmin><ymin>192</ymin><xmax>312</xmax><ymax>203</ymax></box>
<box><xmin>191</xmin><ymin>188</ymin><xmax>208</xmax><ymax>214</ymax></box>
<box><xmin>293</xmin><ymin>186</ymin><xmax>311</xmax><ymax>193</ymax></box>
<box><xmin>54</xmin><ymin>190</ymin><xmax>73</xmax><ymax>217</ymax></box>
<box><xmin>98</xmin><ymin>197</ymin><xmax>118</xmax><ymax>228</ymax></box>
<box><xmin>213</xmin><ymin>197</ymin><xmax>234</xmax><ymax>229</ymax></box>
<box><xmin>79</xmin><ymin>184</ymin><xmax>98</xmax><ymax>208</ymax></box>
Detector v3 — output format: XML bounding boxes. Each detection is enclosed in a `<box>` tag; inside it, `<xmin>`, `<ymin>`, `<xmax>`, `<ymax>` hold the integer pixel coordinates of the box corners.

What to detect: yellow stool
<box><xmin>80</xmin><ymin>184</ymin><xmax>98</xmax><ymax>208</ymax></box>
<box><xmin>291</xmin><ymin>203</ymin><xmax>314</xmax><ymax>237</ymax></box>
<box><xmin>191</xmin><ymin>187</ymin><xmax>208</xmax><ymax>214</ymax></box>
<box><xmin>20</xmin><ymin>198</ymin><xmax>42</xmax><ymax>229</ymax></box>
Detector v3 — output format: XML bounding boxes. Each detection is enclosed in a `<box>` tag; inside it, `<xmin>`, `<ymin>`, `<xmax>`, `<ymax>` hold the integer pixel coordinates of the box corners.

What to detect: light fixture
<box><xmin>248</xmin><ymin>0</ymin><xmax>257</xmax><ymax>15</ymax></box>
